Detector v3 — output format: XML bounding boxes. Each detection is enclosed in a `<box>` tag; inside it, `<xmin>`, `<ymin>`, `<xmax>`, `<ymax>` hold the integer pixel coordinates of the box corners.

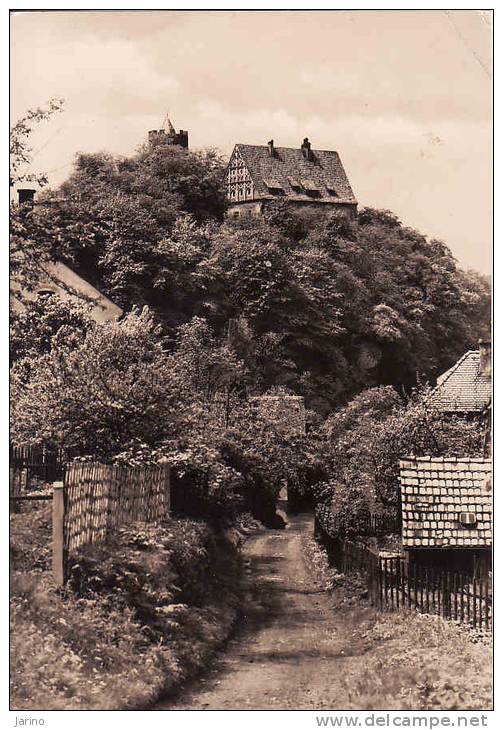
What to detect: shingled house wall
<box><xmin>399</xmin><ymin>456</ymin><xmax>492</xmax><ymax>576</ymax></box>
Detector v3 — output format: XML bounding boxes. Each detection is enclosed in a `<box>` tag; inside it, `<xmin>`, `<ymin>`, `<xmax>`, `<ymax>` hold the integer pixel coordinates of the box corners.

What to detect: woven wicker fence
<box><xmin>53</xmin><ymin>461</ymin><xmax>170</xmax><ymax>583</ymax></box>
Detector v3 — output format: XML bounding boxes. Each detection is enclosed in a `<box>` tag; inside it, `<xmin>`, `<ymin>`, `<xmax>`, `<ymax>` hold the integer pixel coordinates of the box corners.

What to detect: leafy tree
<box><xmin>10</xmin><ymin>293</ymin><xmax>92</xmax><ymax>364</ymax></box>
<box><xmin>10</xmin><ymin>308</ymin><xmax>179</xmax><ymax>456</ymax></box>
<box><xmin>18</xmin><ymin>121</ymin><xmax>489</xmax><ymax>413</ymax></box>
<box><xmin>315</xmin><ymin>386</ymin><xmax>488</xmax><ymax>537</ymax></box>
<box><xmin>305</xmin><ymin>207</ymin><xmax>491</xmax><ymax>402</ymax></box>
<box><xmin>10</xmin><ymin>98</ymin><xmax>64</xmax><ymax>188</ymax></box>
<box><xmin>10</xmin><ymin>205</ymin><xmax>54</xmax><ymax>303</ymax></box>
<box><xmin>262</xmin><ymin>198</ymin><xmax>324</xmax><ymax>242</ymax></box>
<box><xmin>10</xmin><ymin>99</ymin><xmax>65</xmax><ymax>299</ymax></box>
<box><xmin>21</xmin><ymin>145</ymin><xmax>227</xmax><ymax>321</ymax></box>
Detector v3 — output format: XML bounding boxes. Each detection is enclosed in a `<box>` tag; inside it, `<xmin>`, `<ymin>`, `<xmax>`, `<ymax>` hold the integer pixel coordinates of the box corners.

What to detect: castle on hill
<box><xmin>148</xmin><ymin>115</ymin><xmax>189</xmax><ymax>149</ymax></box>
<box><xmin>148</xmin><ymin>117</ymin><xmax>358</xmax><ymax>218</ymax></box>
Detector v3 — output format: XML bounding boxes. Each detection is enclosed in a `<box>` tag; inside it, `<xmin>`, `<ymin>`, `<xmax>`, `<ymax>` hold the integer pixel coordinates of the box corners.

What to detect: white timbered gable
<box><xmin>226</xmin><ymin>147</ymin><xmax>254</xmax><ymax>202</ymax></box>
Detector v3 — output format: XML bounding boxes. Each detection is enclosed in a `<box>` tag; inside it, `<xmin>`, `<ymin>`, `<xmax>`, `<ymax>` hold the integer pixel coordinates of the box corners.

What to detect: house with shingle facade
<box><xmin>399</xmin><ymin>456</ymin><xmax>492</xmax><ymax>576</ymax></box>
<box><xmin>397</xmin><ymin>343</ymin><xmax>492</xmax><ymax>576</ymax></box>
<box><xmin>429</xmin><ymin>339</ymin><xmax>492</xmax><ymax>454</ymax></box>
<box><xmin>225</xmin><ymin>137</ymin><xmax>357</xmax><ymax>218</ymax></box>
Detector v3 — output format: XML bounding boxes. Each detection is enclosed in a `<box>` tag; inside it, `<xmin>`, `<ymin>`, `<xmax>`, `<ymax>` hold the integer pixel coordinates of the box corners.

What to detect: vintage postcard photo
<box><xmin>9</xmin><ymin>8</ymin><xmax>492</xmax><ymax>716</ymax></box>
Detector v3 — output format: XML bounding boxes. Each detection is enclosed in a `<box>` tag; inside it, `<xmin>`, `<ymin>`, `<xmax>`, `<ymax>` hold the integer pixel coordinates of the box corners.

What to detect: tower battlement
<box><xmin>148</xmin><ymin>118</ymin><xmax>188</xmax><ymax>149</ymax></box>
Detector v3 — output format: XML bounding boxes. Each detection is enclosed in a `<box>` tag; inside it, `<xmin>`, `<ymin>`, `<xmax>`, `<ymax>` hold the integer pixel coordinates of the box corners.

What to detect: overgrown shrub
<box><xmin>10</xmin><ymin>517</ymin><xmax>241</xmax><ymax>710</ymax></box>
<box><xmin>10</xmin><ymin>502</ymin><xmax>52</xmax><ymax>573</ymax></box>
<box><xmin>315</xmin><ymin>386</ymin><xmax>488</xmax><ymax>536</ymax></box>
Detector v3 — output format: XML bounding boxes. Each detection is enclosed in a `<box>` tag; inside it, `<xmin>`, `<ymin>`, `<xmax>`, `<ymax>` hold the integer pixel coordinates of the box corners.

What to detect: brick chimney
<box><xmin>267</xmin><ymin>139</ymin><xmax>275</xmax><ymax>157</ymax></box>
<box><xmin>479</xmin><ymin>340</ymin><xmax>491</xmax><ymax>378</ymax></box>
<box><xmin>18</xmin><ymin>188</ymin><xmax>35</xmax><ymax>205</ymax></box>
<box><xmin>301</xmin><ymin>137</ymin><xmax>312</xmax><ymax>161</ymax></box>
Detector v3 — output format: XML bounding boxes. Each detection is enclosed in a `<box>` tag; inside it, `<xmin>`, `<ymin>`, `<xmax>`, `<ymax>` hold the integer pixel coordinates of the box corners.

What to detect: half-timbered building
<box><xmin>225</xmin><ymin>137</ymin><xmax>357</xmax><ymax>217</ymax></box>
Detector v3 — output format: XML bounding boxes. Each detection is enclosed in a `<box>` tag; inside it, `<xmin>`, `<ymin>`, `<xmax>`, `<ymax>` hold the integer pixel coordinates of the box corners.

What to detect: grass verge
<box><xmin>303</xmin><ymin>530</ymin><xmax>492</xmax><ymax>710</ymax></box>
<box><xmin>10</xmin><ymin>506</ymin><xmax>244</xmax><ymax>710</ymax></box>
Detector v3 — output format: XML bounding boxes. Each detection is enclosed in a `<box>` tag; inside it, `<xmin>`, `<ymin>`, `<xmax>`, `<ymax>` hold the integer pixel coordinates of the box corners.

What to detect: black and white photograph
<box><xmin>8</xmin><ymin>7</ymin><xmax>493</xmax><ymax>717</ymax></box>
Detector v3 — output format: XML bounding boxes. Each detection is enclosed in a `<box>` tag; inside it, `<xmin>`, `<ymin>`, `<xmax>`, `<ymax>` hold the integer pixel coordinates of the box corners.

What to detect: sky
<box><xmin>10</xmin><ymin>10</ymin><xmax>492</xmax><ymax>274</ymax></box>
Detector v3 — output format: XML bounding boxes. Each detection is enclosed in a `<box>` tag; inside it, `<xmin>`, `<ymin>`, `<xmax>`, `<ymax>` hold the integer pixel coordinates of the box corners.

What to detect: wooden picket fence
<box><xmin>52</xmin><ymin>462</ymin><xmax>171</xmax><ymax>584</ymax></box>
<box><xmin>9</xmin><ymin>444</ymin><xmax>69</xmax><ymax>504</ymax></box>
<box><xmin>315</xmin><ymin>520</ymin><xmax>492</xmax><ymax>630</ymax></box>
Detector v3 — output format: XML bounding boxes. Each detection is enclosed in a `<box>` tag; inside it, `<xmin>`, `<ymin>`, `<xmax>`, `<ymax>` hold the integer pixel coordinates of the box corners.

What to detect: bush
<box><xmin>345</xmin><ymin>611</ymin><xmax>492</xmax><ymax>710</ymax></box>
<box><xmin>10</xmin><ymin>502</ymin><xmax>52</xmax><ymax>573</ymax></box>
<box><xmin>10</xmin><ymin>307</ymin><xmax>179</xmax><ymax>456</ymax></box>
<box><xmin>315</xmin><ymin>386</ymin><xmax>489</xmax><ymax>536</ymax></box>
<box><xmin>10</xmin><ymin>517</ymin><xmax>241</xmax><ymax>710</ymax></box>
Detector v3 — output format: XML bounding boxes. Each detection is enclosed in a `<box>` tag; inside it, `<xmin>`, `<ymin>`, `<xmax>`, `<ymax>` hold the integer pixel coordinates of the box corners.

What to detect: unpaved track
<box><xmin>155</xmin><ymin>512</ymin><xmax>375</xmax><ymax>710</ymax></box>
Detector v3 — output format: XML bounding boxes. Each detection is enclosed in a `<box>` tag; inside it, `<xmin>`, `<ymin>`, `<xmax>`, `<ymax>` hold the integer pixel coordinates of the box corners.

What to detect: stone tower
<box><xmin>148</xmin><ymin>115</ymin><xmax>188</xmax><ymax>149</ymax></box>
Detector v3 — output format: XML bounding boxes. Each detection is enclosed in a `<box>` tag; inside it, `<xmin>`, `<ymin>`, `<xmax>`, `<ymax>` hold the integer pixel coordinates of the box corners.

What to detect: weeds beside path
<box><xmin>10</xmin><ymin>510</ymin><xmax>245</xmax><ymax>710</ymax></box>
<box><xmin>156</xmin><ymin>513</ymin><xmax>492</xmax><ymax>711</ymax></box>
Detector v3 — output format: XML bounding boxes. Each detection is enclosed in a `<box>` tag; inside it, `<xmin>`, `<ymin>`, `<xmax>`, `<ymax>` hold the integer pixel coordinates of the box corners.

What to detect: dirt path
<box><xmin>155</xmin><ymin>512</ymin><xmax>376</xmax><ymax>710</ymax></box>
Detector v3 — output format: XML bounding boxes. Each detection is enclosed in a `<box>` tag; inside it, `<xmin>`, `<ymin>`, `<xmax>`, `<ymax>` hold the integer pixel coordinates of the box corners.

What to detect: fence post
<box><xmin>52</xmin><ymin>481</ymin><xmax>66</xmax><ymax>586</ymax></box>
<box><xmin>484</xmin><ymin>578</ymin><xmax>490</xmax><ymax>630</ymax></box>
<box><xmin>165</xmin><ymin>466</ymin><xmax>171</xmax><ymax>516</ymax></box>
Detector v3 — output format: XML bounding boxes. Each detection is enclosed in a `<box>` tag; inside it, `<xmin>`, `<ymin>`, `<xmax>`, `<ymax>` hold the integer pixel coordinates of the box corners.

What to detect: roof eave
<box><xmin>233</xmin><ymin>194</ymin><xmax>358</xmax><ymax>205</ymax></box>
<box><xmin>404</xmin><ymin>545</ymin><xmax>491</xmax><ymax>550</ymax></box>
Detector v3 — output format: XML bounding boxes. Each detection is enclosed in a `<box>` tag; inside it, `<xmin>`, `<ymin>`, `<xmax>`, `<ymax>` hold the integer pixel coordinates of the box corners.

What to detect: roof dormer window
<box><xmin>263</xmin><ymin>178</ymin><xmax>284</xmax><ymax>195</ymax></box>
<box><xmin>288</xmin><ymin>177</ymin><xmax>302</xmax><ymax>192</ymax></box>
<box><xmin>301</xmin><ymin>179</ymin><xmax>322</xmax><ymax>197</ymax></box>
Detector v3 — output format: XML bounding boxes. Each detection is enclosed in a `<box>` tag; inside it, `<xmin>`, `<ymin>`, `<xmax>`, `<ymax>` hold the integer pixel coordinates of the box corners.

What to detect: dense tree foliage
<box><xmin>314</xmin><ymin>386</ymin><xmax>489</xmax><ymax>537</ymax></box>
<box><xmin>10</xmin><ymin>294</ymin><xmax>92</xmax><ymax>364</ymax></box>
<box><xmin>14</xmin><ymin>139</ymin><xmax>490</xmax><ymax>412</ymax></box>
<box><xmin>11</xmin><ymin>133</ymin><xmax>491</xmax><ymax>528</ymax></box>
<box><xmin>10</xmin><ymin>308</ymin><xmax>311</xmax><ymax>524</ymax></box>
<box><xmin>19</xmin><ymin>146</ymin><xmax>227</xmax><ymax>318</ymax></box>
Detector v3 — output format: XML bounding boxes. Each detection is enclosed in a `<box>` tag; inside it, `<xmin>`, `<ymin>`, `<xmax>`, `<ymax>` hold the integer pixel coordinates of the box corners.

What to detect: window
<box><xmin>459</xmin><ymin>512</ymin><xmax>477</xmax><ymax>527</ymax></box>
<box><xmin>288</xmin><ymin>176</ymin><xmax>302</xmax><ymax>192</ymax></box>
<box><xmin>263</xmin><ymin>178</ymin><xmax>285</xmax><ymax>195</ymax></box>
<box><xmin>301</xmin><ymin>179</ymin><xmax>322</xmax><ymax>197</ymax></box>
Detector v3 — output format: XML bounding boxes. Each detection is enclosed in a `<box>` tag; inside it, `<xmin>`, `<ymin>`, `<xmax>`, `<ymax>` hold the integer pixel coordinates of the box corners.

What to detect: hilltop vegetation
<box><xmin>11</xmin><ymin>139</ymin><xmax>490</xmax><ymax>522</ymax></box>
<box><xmin>10</xmin><ymin>108</ymin><xmax>491</xmax><ymax>712</ymax></box>
<box><xmin>13</xmin><ymin>143</ymin><xmax>489</xmax><ymax>416</ymax></box>
<box><xmin>11</xmin><ymin>511</ymin><xmax>243</xmax><ymax>710</ymax></box>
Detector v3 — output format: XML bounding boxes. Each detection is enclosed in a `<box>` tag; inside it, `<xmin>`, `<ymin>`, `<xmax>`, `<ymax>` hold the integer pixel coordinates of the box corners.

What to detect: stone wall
<box><xmin>227</xmin><ymin>199</ymin><xmax>357</xmax><ymax>220</ymax></box>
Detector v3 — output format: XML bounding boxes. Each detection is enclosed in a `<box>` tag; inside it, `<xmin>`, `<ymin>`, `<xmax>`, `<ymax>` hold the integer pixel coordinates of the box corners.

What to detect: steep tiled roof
<box><xmin>10</xmin><ymin>261</ymin><xmax>123</xmax><ymax>324</ymax></box>
<box><xmin>235</xmin><ymin>144</ymin><xmax>357</xmax><ymax>205</ymax></box>
<box><xmin>400</xmin><ymin>456</ymin><xmax>492</xmax><ymax>549</ymax></box>
<box><xmin>429</xmin><ymin>351</ymin><xmax>491</xmax><ymax>413</ymax></box>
